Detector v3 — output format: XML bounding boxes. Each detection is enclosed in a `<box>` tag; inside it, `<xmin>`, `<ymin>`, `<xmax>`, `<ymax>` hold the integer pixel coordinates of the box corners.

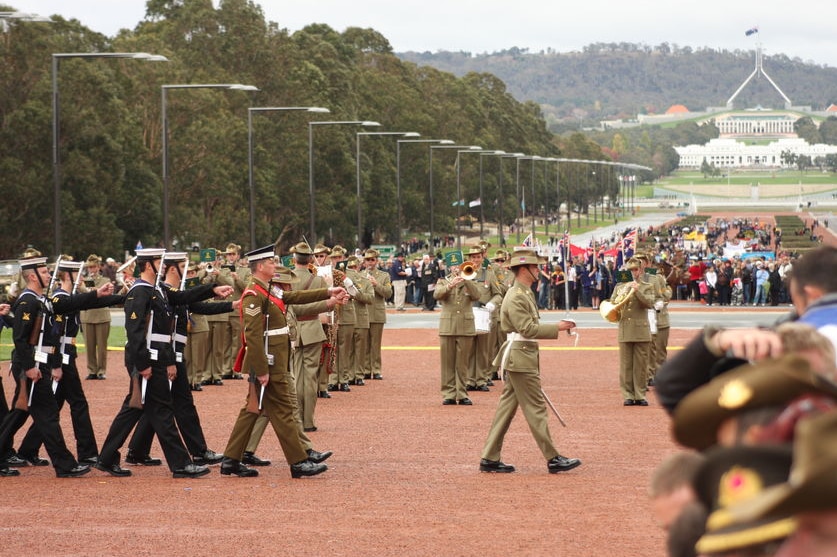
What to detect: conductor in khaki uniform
<box><xmin>611</xmin><ymin>257</ymin><xmax>656</xmax><ymax>406</ymax></box>
<box><xmin>363</xmin><ymin>249</ymin><xmax>392</xmax><ymax>381</ymax></box>
<box><xmin>434</xmin><ymin>253</ymin><xmax>482</xmax><ymax>405</ymax></box>
<box><xmin>80</xmin><ymin>254</ymin><xmax>113</xmax><ymax>380</ymax></box>
<box><xmin>219</xmin><ymin>245</ymin><xmax>347</xmax><ymax>478</ymax></box>
<box><xmin>479</xmin><ymin>249</ymin><xmax>581</xmax><ymax>474</ymax></box>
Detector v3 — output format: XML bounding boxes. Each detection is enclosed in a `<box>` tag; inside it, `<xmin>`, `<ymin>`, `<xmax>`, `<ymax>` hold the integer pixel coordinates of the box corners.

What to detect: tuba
<box><xmin>599</xmin><ymin>284</ymin><xmax>635</xmax><ymax>323</ymax></box>
<box><xmin>460</xmin><ymin>261</ymin><xmax>477</xmax><ymax>280</ymax></box>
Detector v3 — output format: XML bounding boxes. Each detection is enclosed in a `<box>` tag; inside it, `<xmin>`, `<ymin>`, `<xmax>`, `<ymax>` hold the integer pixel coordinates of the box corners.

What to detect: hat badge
<box><xmin>718</xmin><ymin>379</ymin><xmax>753</xmax><ymax>409</ymax></box>
<box><xmin>719</xmin><ymin>466</ymin><xmax>763</xmax><ymax>508</ymax></box>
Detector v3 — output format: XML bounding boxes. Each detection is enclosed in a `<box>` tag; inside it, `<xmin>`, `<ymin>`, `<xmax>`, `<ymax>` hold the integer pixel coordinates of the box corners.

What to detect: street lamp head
<box><xmin>1</xmin><ymin>11</ymin><xmax>51</xmax><ymax>21</ymax></box>
<box><xmin>402</xmin><ymin>132</ymin><xmax>421</xmax><ymax>138</ymax></box>
<box><xmin>229</xmin><ymin>84</ymin><xmax>259</xmax><ymax>91</ymax></box>
<box><xmin>307</xmin><ymin>107</ymin><xmax>330</xmax><ymax>113</ymax></box>
<box><xmin>439</xmin><ymin>140</ymin><xmax>455</xmax><ymax>145</ymax></box>
<box><xmin>361</xmin><ymin>121</ymin><xmax>381</xmax><ymax>127</ymax></box>
<box><xmin>143</xmin><ymin>54</ymin><xmax>170</xmax><ymax>62</ymax></box>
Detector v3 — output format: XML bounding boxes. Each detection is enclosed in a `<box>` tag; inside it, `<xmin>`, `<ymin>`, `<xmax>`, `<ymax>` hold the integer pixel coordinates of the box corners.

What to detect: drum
<box><xmin>473</xmin><ymin>306</ymin><xmax>491</xmax><ymax>334</ymax></box>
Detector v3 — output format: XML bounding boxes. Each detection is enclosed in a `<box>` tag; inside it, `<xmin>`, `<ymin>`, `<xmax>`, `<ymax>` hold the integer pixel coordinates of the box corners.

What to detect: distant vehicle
<box><xmin>0</xmin><ymin>259</ymin><xmax>20</xmax><ymax>303</ymax></box>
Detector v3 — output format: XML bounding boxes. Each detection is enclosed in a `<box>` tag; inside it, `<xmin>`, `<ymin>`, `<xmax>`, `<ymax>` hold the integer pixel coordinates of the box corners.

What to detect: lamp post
<box><xmin>476</xmin><ymin>150</ymin><xmax>507</xmax><ymax>239</ymax></box>
<box><xmin>497</xmin><ymin>153</ymin><xmax>525</xmax><ymax>247</ymax></box>
<box><xmin>529</xmin><ymin>156</ymin><xmax>543</xmax><ymax>239</ymax></box>
<box><xmin>455</xmin><ymin>148</ymin><xmax>507</xmax><ymax>250</ymax></box>
<box><xmin>356</xmin><ymin>131</ymin><xmax>420</xmax><ymax>249</ymax></box>
<box><xmin>162</xmin><ymin>83</ymin><xmax>258</xmax><ymax>249</ymax></box>
<box><xmin>248</xmin><ymin>106</ymin><xmax>330</xmax><ymax>249</ymax></box>
<box><xmin>308</xmin><ymin>120</ymin><xmax>380</xmax><ymax>243</ymax></box>
<box><xmin>396</xmin><ymin>139</ymin><xmax>454</xmax><ymax>247</ymax></box>
<box><xmin>52</xmin><ymin>51</ymin><xmax>167</xmax><ymax>256</ymax></box>
<box><xmin>0</xmin><ymin>11</ymin><xmax>51</xmax><ymax>22</ymax></box>
<box><xmin>429</xmin><ymin>145</ymin><xmax>480</xmax><ymax>251</ymax></box>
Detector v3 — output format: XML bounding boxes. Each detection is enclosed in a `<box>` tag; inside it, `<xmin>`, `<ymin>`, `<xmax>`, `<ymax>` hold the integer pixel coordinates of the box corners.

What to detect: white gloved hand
<box><xmin>654</xmin><ymin>300</ymin><xmax>664</xmax><ymax>311</ymax></box>
<box><xmin>485</xmin><ymin>302</ymin><xmax>496</xmax><ymax>312</ymax></box>
<box><xmin>343</xmin><ymin>277</ymin><xmax>359</xmax><ymax>297</ymax></box>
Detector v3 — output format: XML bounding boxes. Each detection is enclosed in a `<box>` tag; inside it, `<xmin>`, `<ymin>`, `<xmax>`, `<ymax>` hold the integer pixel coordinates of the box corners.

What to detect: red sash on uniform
<box><xmin>232</xmin><ymin>283</ymin><xmax>287</xmax><ymax>373</ymax></box>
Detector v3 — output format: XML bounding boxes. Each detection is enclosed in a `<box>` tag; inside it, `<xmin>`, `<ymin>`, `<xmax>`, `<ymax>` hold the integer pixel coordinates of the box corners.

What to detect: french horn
<box><xmin>599</xmin><ymin>284</ymin><xmax>635</xmax><ymax>323</ymax></box>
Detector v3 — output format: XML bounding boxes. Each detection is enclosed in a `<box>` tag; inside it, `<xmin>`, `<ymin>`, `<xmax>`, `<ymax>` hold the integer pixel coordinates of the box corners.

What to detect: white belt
<box><xmin>173</xmin><ymin>333</ymin><xmax>188</xmax><ymax>344</ymax></box>
<box><xmin>60</xmin><ymin>336</ymin><xmax>76</xmax><ymax>345</ymax></box>
<box><xmin>264</xmin><ymin>327</ymin><xmax>290</xmax><ymax>337</ymax></box>
<box><xmin>149</xmin><ymin>333</ymin><xmax>172</xmax><ymax>343</ymax></box>
<box><xmin>507</xmin><ymin>332</ymin><xmax>536</xmax><ymax>343</ymax></box>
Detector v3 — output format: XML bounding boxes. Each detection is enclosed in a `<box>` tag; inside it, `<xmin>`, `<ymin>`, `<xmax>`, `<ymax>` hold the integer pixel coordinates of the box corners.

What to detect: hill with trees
<box><xmin>398</xmin><ymin>45</ymin><xmax>837</xmax><ymax>131</ymax></box>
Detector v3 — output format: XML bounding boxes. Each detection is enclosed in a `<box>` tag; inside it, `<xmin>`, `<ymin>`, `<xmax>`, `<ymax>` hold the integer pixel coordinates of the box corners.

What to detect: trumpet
<box><xmin>460</xmin><ymin>261</ymin><xmax>477</xmax><ymax>281</ymax></box>
<box><xmin>599</xmin><ymin>284</ymin><xmax>635</xmax><ymax>323</ymax></box>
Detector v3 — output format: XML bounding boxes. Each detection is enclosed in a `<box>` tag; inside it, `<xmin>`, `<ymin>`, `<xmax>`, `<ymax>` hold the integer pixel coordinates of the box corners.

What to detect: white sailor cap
<box><xmin>245</xmin><ymin>244</ymin><xmax>274</xmax><ymax>262</ymax></box>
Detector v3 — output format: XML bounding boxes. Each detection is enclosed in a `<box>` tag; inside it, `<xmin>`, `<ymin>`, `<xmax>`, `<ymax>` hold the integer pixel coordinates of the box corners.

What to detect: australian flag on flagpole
<box><xmin>745</xmin><ymin>26</ymin><xmax>759</xmax><ymax>36</ymax></box>
<box><xmin>616</xmin><ymin>228</ymin><xmax>637</xmax><ymax>268</ymax></box>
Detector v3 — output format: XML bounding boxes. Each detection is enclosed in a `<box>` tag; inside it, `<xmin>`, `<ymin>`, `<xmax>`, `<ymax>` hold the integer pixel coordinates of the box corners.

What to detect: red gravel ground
<box><xmin>1</xmin><ymin>326</ymin><xmax>700</xmax><ymax>557</ymax></box>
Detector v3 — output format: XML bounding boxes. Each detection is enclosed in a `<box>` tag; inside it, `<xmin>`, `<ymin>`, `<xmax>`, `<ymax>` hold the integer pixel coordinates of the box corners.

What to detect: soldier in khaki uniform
<box><xmin>289</xmin><ymin>242</ymin><xmax>330</xmax><ymax>432</ymax></box>
<box><xmin>203</xmin><ymin>251</ymin><xmax>229</xmax><ymax>386</ymax></box>
<box><xmin>642</xmin><ymin>252</ymin><xmax>671</xmax><ymax>386</ymax></box>
<box><xmin>185</xmin><ymin>266</ymin><xmax>210</xmax><ymax>391</ymax></box>
<box><xmin>464</xmin><ymin>245</ymin><xmax>504</xmax><ymax>392</ymax></box>
<box><xmin>363</xmin><ymin>249</ymin><xmax>392</xmax><ymax>381</ymax></box>
<box><xmin>434</xmin><ymin>255</ymin><xmax>482</xmax><ymax>405</ymax></box>
<box><xmin>486</xmin><ymin>249</ymin><xmax>512</xmax><ymax>382</ymax></box>
<box><xmin>219</xmin><ymin>246</ymin><xmax>345</xmax><ymax>478</ymax></box>
<box><xmin>312</xmin><ymin>244</ymin><xmax>334</xmax><ymax>397</ymax></box>
<box><xmin>479</xmin><ymin>249</ymin><xmax>581</xmax><ymax>474</ymax></box>
<box><xmin>237</xmin><ymin>265</ymin><xmax>335</xmax><ymax>469</ymax></box>
<box><xmin>326</xmin><ymin>246</ymin><xmax>357</xmax><ymax>392</ymax></box>
<box><xmin>80</xmin><ymin>254</ymin><xmax>113</xmax><ymax>379</ymax></box>
<box><xmin>217</xmin><ymin>243</ymin><xmax>250</xmax><ymax>380</ymax></box>
<box><xmin>611</xmin><ymin>257</ymin><xmax>656</xmax><ymax>406</ymax></box>
<box><xmin>347</xmin><ymin>256</ymin><xmax>374</xmax><ymax>385</ymax></box>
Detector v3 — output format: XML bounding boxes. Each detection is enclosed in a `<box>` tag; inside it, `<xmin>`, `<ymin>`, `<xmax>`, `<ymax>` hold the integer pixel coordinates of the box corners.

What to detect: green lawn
<box><xmin>660</xmin><ymin>170</ymin><xmax>837</xmax><ymax>187</ymax></box>
<box><xmin>0</xmin><ymin>323</ymin><xmax>126</xmax><ymax>362</ymax></box>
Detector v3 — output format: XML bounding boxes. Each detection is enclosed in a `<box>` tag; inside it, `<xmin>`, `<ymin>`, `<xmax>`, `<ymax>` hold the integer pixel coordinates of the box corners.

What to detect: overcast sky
<box><xmin>14</xmin><ymin>0</ymin><xmax>837</xmax><ymax>67</ymax></box>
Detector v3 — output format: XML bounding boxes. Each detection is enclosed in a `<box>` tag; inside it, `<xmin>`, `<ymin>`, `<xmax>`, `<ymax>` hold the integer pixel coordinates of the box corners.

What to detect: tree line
<box><xmin>1</xmin><ymin>0</ymin><xmax>593</xmax><ymax>260</ymax></box>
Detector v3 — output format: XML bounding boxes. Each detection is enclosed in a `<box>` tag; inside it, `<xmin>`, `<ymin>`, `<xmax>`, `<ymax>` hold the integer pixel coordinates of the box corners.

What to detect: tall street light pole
<box><xmin>455</xmin><ymin>148</ymin><xmax>506</xmax><ymax>250</ymax></box>
<box><xmin>308</xmin><ymin>120</ymin><xmax>380</xmax><ymax>243</ymax></box>
<box><xmin>476</xmin><ymin>151</ymin><xmax>506</xmax><ymax>239</ymax></box>
<box><xmin>53</xmin><ymin>51</ymin><xmax>167</xmax><ymax>256</ymax></box>
<box><xmin>162</xmin><ymin>83</ymin><xmax>258</xmax><ymax>249</ymax></box>
<box><xmin>497</xmin><ymin>153</ymin><xmax>525</xmax><ymax>247</ymax></box>
<box><xmin>356</xmin><ymin>131</ymin><xmax>420</xmax><ymax>250</ymax></box>
<box><xmin>248</xmin><ymin>106</ymin><xmax>330</xmax><ymax>249</ymax></box>
<box><xmin>396</xmin><ymin>139</ymin><xmax>453</xmax><ymax>248</ymax></box>
<box><xmin>429</xmin><ymin>145</ymin><xmax>480</xmax><ymax>251</ymax></box>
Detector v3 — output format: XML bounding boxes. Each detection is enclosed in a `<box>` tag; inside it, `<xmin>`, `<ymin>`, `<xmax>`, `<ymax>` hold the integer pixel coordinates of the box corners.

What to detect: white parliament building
<box><xmin>622</xmin><ymin>44</ymin><xmax>837</xmax><ymax>170</ymax></box>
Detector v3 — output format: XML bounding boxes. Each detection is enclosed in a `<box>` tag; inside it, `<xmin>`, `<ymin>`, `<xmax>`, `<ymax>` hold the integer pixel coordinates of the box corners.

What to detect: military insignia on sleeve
<box><xmin>56</xmin><ymin>315</ymin><xmax>63</xmax><ymax>322</ymax></box>
<box><xmin>244</xmin><ymin>305</ymin><xmax>261</xmax><ymax>317</ymax></box>
<box><xmin>130</xmin><ymin>312</ymin><xmax>138</xmax><ymax>320</ymax></box>
<box><xmin>52</xmin><ymin>296</ymin><xmax>60</xmax><ymax>304</ymax></box>
<box><xmin>22</xmin><ymin>312</ymin><xmax>30</xmax><ymax>321</ymax></box>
